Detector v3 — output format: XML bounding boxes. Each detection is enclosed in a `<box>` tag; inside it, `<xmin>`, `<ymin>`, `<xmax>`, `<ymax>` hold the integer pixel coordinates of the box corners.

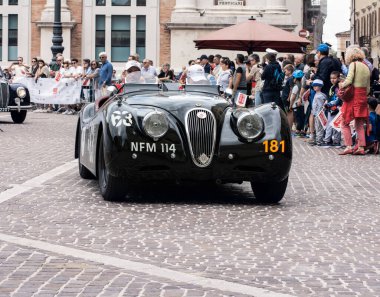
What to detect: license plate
<box><xmin>0</xmin><ymin>108</ymin><xmax>10</xmax><ymax>112</ymax></box>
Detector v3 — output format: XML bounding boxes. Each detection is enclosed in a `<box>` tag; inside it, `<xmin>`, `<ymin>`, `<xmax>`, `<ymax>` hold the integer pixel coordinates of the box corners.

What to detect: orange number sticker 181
<box><xmin>263</xmin><ymin>140</ymin><xmax>285</xmax><ymax>153</ymax></box>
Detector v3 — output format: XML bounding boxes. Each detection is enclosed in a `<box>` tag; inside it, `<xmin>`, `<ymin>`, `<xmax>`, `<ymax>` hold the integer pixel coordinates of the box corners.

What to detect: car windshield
<box><xmin>121</xmin><ymin>83</ymin><xmax>220</xmax><ymax>97</ymax></box>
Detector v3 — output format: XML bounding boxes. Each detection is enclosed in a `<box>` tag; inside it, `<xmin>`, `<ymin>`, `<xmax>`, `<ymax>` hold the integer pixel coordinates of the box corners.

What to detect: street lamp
<box><xmin>51</xmin><ymin>0</ymin><xmax>64</xmax><ymax>64</ymax></box>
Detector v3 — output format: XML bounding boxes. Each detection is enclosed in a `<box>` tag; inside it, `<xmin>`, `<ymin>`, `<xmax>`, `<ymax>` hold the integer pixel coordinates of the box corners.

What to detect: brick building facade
<box><xmin>159</xmin><ymin>0</ymin><xmax>176</xmax><ymax>66</ymax></box>
<box><xmin>1</xmin><ymin>0</ymin><xmax>160</xmax><ymax>70</ymax></box>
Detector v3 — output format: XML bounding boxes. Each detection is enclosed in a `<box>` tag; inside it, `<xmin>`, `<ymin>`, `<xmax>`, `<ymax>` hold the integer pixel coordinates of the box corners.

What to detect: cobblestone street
<box><xmin>0</xmin><ymin>112</ymin><xmax>379</xmax><ymax>297</ymax></box>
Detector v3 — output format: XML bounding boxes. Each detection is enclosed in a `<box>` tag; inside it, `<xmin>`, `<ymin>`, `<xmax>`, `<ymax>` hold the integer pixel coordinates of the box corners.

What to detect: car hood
<box><xmin>123</xmin><ymin>92</ymin><xmax>230</xmax><ymax>119</ymax></box>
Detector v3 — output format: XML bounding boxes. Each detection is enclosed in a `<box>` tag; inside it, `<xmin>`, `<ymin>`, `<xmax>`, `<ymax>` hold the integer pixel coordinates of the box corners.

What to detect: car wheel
<box><xmin>78</xmin><ymin>128</ymin><xmax>95</xmax><ymax>179</ymax></box>
<box><xmin>250</xmin><ymin>177</ymin><xmax>288</xmax><ymax>203</ymax></box>
<box><xmin>97</xmin><ymin>134</ymin><xmax>127</xmax><ymax>201</ymax></box>
<box><xmin>10</xmin><ymin>110</ymin><xmax>27</xmax><ymax>124</ymax></box>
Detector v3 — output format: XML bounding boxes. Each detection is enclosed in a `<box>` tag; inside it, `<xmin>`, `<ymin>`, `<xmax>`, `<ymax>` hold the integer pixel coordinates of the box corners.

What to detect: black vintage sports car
<box><xmin>75</xmin><ymin>83</ymin><xmax>292</xmax><ymax>203</ymax></box>
<box><xmin>0</xmin><ymin>75</ymin><xmax>32</xmax><ymax>123</ymax></box>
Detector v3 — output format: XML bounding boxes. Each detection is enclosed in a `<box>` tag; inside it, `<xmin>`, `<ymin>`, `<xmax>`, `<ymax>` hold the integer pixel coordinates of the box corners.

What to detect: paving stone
<box><xmin>0</xmin><ymin>113</ymin><xmax>379</xmax><ymax>296</ymax></box>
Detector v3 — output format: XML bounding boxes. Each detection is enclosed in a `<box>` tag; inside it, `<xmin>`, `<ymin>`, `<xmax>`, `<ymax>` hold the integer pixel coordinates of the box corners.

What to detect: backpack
<box><xmin>269</xmin><ymin>67</ymin><xmax>285</xmax><ymax>91</ymax></box>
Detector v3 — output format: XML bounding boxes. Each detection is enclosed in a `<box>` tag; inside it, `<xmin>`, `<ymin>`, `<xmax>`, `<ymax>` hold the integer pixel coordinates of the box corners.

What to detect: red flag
<box><xmin>55</xmin><ymin>72</ymin><xmax>62</xmax><ymax>82</ymax></box>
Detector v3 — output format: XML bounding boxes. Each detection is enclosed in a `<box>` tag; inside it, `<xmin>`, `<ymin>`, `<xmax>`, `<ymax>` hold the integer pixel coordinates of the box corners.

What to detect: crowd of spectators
<box><xmin>0</xmin><ymin>45</ymin><xmax>379</xmax><ymax>154</ymax></box>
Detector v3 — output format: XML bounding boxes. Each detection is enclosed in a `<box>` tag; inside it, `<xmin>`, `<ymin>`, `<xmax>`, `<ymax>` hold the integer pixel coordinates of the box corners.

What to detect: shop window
<box><xmin>8</xmin><ymin>14</ymin><xmax>18</xmax><ymax>61</ymax></box>
<box><xmin>95</xmin><ymin>15</ymin><xmax>105</xmax><ymax>59</ymax></box>
<box><xmin>111</xmin><ymin>15</ymin><xmax>130</xmax><ymax>62</ymax></box>
<box><xmin>112</xmin><ymin>0</ymin><xmax>131</xmax><ymax>6</ymax></box>
<box><xmin>136</xmin><ymin>15</ymin><xmax>146</xmax><ymax>60</ymax></box>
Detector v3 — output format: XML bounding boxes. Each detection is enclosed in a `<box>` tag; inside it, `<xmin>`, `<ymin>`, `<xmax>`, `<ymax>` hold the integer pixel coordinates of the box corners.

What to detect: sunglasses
<box><xmin>99</xmin><ymin>56</ymin><xmax>106</xmax><ymax>59</ymax></box>
<box><xmin>32</xmin><ymin>60</ymin><xmax>37</xmax><ymax>63</ymax></box>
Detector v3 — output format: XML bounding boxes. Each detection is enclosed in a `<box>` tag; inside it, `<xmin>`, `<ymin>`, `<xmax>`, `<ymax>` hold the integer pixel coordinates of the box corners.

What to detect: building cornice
<box><xmin>35</xmin><ymin>21</ymin><xmax>76</xmax><ymax>29</ymax></box>
<box><xmin>165</xmin><ymin>22</ymin><xmax>297</xmax><ymax>32</ymax></box>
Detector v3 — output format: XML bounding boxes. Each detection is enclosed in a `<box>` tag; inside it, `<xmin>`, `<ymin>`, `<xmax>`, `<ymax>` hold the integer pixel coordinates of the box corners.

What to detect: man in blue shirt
<box><xmin>98</xmin><ymin>52</ymin><xmax>113</xmax><ymax>88</ymax></box>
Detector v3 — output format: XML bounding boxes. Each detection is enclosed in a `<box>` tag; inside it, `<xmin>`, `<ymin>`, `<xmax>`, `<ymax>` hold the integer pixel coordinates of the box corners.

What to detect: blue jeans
<box><xmin>262</xmin><ymin>90</ymin><xmax>284</xmax><ymax>111</ymax></box>
<box><xmin>255</xmin><ymin>90</ymin><xmax>263</xmax><ymax>106</ymax></box>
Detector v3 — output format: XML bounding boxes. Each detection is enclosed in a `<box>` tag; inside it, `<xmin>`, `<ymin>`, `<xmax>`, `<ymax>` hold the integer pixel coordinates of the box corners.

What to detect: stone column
<box><xmin>37</xmin><ymin>0</ymin><xmax>75</xmax><ymax>61</ymax></box>
<box><xmin>174</xmin><ymin>0</ymin><xmax>197</xmax><ymax>13</ymax></box>
<box><xmin>265</xmin><ymin>0</ymin><xmax>287</xmax><ymax>13</ymax></box>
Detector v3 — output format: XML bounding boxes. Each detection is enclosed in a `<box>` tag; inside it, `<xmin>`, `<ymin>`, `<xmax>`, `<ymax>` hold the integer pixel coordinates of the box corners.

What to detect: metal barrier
<box><xmin>81</xmin><ymin>79</ymin><xmax>96</xmax><ymax>103</ymax></box>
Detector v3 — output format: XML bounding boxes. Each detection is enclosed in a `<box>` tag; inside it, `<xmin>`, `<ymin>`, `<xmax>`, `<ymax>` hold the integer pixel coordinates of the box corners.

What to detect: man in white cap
<box><xmin>125</xmin><ymin>60</ymin><xmax>145</xmax><ymax>83</ymax></box>
<box><xmin>266</xmin><ymin>48</ymin><xmax>278</xmax><ymax>55</ymax></box>
<box><xmin>186</xmin><ymin>64</ymin><xmax>209</xmax><ymax>85</ymax></box>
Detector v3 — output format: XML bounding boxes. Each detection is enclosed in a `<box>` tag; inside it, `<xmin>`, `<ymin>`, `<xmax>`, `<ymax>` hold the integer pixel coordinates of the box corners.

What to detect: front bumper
<box><xmin>0</xmin><ymin>105</ymin><xmax>33</xmax><ymax>112</ymax></box>
<box><xmin>105</xmin><ymin>141</ymin><xmax>291</xmax><ymax>184</ymax></box>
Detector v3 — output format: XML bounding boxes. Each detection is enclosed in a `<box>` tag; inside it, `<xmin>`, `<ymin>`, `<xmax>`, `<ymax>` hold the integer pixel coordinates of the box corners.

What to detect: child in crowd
<box><xmin>288</xmin><ymin>70</ymin><xmax>305</xmax><ymax>136</ymax></box>
<box><xmin>322</xmin><ymin>71</ymin><xmax>342</xmax><ymax>147</ymax></box>
<box><xmin>366</xmin><ymin>97</ymin><xmax>380</xmax><ymax>154</ymax></box>
<box><xmin>310</xmin><ymin>79</ymin><xmax>327</xmax><ymax>145</ymax></box>
<box><xmin>281</xmin><ymin>64</ymin><xmax>295</xmax><ymax>113</ymax></box>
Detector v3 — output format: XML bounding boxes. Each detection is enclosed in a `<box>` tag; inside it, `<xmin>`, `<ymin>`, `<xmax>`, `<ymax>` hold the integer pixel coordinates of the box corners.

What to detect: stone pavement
<box><xmin>0</xmin><ymin>112</ymin><xmax>379</xmax><ymax>296</ymax></box>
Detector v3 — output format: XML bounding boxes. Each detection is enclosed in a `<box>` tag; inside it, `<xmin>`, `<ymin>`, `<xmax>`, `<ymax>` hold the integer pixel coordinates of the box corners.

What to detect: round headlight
<box><xmin>16</xmin><ymin>87</ymin><xmax>27</xmax><ymax>99</ymax></box>
<box><xmin>142</xmin><ymin>111</ymin><xmax>169</xmax><ymax>140</ymax></box>
<box><xmin>236</xmin><ymin>112</ymin><xmax>263</xmax><ymax>140</ymax></box>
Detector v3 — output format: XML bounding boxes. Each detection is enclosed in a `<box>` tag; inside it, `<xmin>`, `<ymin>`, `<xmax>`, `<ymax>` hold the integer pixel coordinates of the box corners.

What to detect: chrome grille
<box><xmin>185</xmin><ymin>108</ymin><xmax>216</xmax><ymax>168</ymax></box>
<box><xmin>0</xmin><ymin>82</ymin><xmax>9</xmax><ymax>108</ymax></box>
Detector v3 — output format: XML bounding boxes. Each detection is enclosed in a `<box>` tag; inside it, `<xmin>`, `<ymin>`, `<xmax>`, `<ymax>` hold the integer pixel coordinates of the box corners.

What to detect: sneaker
<box><xmin>62</xmin><ymin>110</ymin><xmax>69</xmax><ymax>115</ymax></box>
<box><xmin>46</xmin><ymin>108</ymin><xmax>53</xmax><ymax>113</ymax></box>
<box><xmin>66</xmin><ymin>110</ymin><xmax>74</xmax><ymax>115</ymax></box>
<box><xmin>56</xmin><ymin>107</ymin><xmax>66</xmax><ymax>113</ymax></box>
<box><xmin>308</xmin><ymin>141</ymin><xmax>317</xmax><ymax>146</ymax></box>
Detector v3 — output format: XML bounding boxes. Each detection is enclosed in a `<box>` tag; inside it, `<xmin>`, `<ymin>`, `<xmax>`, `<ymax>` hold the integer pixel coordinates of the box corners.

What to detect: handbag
<box><xmin>302</xmin><ymin>88</ymin><xmax>310</xmax><ymax>102</ymax></box>
<box><xmin>338</xmin><ymin>62</ymin><xmax>356</xmax><ymax>102</ymax></box>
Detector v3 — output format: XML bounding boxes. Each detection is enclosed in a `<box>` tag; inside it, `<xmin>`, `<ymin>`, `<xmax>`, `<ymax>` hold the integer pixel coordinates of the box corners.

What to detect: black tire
<box><xmin>97</xmin><ymin>134</ymin><xmax>128</xmax><ymax>201</ymax></box>
<box><xmin>78</xmin><ymin>129</ymin><xmax>95</xmax><ymax>179</ymax></box>
<box><xmin>10</xmin><ymin>110</ymin><xmax>27</xmax><ymax>124</ymax></box>
<box><xmin>250</xmin><ymin>177</ymin><xmax>288</xmax><ymax>204</ymax></box>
